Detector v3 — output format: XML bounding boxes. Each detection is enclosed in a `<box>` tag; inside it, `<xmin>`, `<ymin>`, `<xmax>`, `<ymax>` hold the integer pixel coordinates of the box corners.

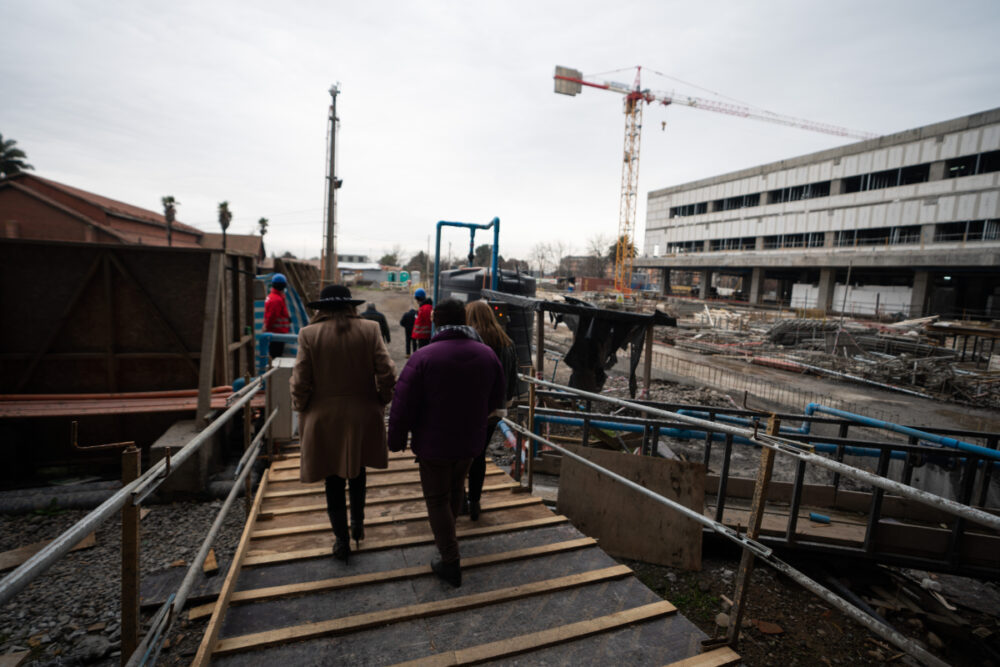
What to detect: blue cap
<box><xmin>271</xmin><ymin>273</ymin><xmax>287</xmax><ymax>287</ymax></box>
<box><xmin>414</xmin><ymin>287</ymin><xmax>426</xmax><ymax>299</ymax></box>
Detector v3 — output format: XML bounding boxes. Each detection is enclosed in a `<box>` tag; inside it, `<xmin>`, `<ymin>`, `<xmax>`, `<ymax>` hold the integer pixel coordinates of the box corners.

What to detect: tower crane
<box><xmin>554</xmin><ymin>65</ymin><xmax>879</xmax><ymax>294</ymax></box>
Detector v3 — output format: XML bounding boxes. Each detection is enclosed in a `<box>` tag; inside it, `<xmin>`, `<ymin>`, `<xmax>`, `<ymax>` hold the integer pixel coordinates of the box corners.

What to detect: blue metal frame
<box><xmin>433</xmin><ymin>217</ymin><xmax>500</xmax><ymax>309</ymax></box>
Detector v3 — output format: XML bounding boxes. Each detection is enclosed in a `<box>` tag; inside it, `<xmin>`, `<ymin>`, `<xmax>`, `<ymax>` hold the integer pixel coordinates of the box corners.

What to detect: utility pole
<box><xmin>323</xmin><ymin>84</ymin><xmax>342</xmax><ymax>286</ymax></box>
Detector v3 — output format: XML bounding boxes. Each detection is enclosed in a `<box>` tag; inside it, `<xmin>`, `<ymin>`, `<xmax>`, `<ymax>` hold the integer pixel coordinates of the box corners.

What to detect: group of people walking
<box><xmin>289</xmin><ymin>284</ymin><xmax>517</xmax><ymax>587</ymax></box>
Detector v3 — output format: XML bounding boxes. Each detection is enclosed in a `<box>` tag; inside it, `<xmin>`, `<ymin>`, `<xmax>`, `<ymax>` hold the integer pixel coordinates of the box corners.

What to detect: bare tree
<box><xmin>530</xmin><ymin>242</ymin><xmax>552</xmax><ymax>277</ymax></box>
<box><xmin>549</xmin><ymin>240</ymin><xmax>571</xmax><ymax>276</ymax></box>
<box><xmin>586</xmin><ymin>234</ymin><xmax>610</xmax><ymax>277</ymax></box>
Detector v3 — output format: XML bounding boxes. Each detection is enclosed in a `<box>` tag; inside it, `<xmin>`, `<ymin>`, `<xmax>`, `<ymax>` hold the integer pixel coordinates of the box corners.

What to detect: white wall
<box><xmin>790</xmin><ymin>283</ymin><xmax>913</xmax><ymax>316</ymax></box>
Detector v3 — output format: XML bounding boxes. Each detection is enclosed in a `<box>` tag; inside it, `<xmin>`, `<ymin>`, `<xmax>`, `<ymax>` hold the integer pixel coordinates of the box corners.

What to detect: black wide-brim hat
<box><xmin>307</xmin><ymin>284</ymin><xmax>365</xmax><ymax>309</ymax></box>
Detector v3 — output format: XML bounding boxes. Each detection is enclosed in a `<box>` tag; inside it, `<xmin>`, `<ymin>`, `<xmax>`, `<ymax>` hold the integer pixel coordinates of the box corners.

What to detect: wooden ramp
<box><xmin>193</xmin><ymin>446</ymin><xmax>732</xmax><ymax>666</ymax></box>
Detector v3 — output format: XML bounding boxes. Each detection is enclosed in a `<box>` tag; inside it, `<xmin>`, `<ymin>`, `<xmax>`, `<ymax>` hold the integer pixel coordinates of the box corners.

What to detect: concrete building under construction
<box><xmin>638</xmin><ymin>108</ymin><xmax>1000</xmax><ymax>318</ymax></box>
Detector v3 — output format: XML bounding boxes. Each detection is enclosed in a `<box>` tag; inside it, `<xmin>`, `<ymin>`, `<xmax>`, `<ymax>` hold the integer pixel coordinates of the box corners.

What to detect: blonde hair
<box><xmin>466</xmin><ymin>300</ymin><xmax>512</xmax><ymax>351</ymax></box>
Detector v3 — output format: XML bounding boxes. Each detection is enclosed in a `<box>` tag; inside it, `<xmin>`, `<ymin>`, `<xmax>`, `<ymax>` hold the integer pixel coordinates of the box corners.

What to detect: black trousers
<box><xmin>419</xmin><ymin>458</ymin><xmax>473</xmax><ymax>563</ymax></box>
<box><xmin>268</xmin><ymin>340</ymin><xmax>285</xmax><ymax>359</ymax></box>
<box><xmin>467</xmin><ymin>417</ymin><xmax>500</xmax><ymax>504</ymax></box>
<box><xmin>404</xmin><ymin>329</ymin><xmax>414</xmax><ymax>354</ymax></box>
<box><xmin>324</xmin><ymin>470</ymin><xmax>367</xmax><ymax>540</ymax></box>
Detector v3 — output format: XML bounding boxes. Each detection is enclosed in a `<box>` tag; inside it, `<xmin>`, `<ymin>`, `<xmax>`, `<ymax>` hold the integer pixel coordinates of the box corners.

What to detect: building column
<box><xmin>910</xmin><ymin>270</ymin><xmax>930</xmax><ymax>317</ymax></box>
<box><xmin>755</xmin><ymin>235</ymin><xmax>765</xmax><ymax>250</ymax></box>
<box><xmin>659</xmin><ymin>268</ymin><xmax>672</xmax><ymax>296</ymax></box>
<box><xmin>698</xmin><ymin>270</ymin><xmax>713</xmax><ymax>299</ymax></box>
<box><xmin>817</xmin><ymin>268</ymin><xmax>836</xmax><ymax>314</ymax></box>
<box><xmin>824</xmin><ymin>230</ymin><xmax>836</xmax><ymax>248</ymax></box>
<box><xmin>748</xmin><ymin>268</ymin><xmax>764</xmax><ymax>305</ymax></box>
<box><xmin>929</xmin><ymin>161</ymin><xmax>946</xmax><ymax>181</ymax></box>
<box><xmin>920</xmin><ymin>223</ymin><xmax>935</xmax><ymax>246</ymax></box>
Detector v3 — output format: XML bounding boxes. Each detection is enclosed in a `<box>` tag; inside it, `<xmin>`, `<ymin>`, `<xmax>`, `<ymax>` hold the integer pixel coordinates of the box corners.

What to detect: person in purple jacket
<box><xmin>387</xmin><ymin>299</ymin><xmax>506</xmax><ymax>587</ymax></box>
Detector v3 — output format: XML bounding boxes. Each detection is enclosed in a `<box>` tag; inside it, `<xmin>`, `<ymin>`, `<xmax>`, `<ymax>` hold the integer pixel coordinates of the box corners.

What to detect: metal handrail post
<box><xmin>121</xmin><ymin>446</ymin><xmax>140</xmax><ymax>665</ymax></box>
<box><xmin>727</xmin><ymin>416</ymin><xmax>779</xmax><ymax>647</ymax></box>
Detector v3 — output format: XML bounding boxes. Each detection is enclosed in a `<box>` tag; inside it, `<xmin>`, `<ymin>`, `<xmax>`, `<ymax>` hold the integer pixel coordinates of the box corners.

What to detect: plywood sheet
<box><xmin>558</xmin><ymin>444</ymin><xmax>705</xmax><ymax>571</ymax></box>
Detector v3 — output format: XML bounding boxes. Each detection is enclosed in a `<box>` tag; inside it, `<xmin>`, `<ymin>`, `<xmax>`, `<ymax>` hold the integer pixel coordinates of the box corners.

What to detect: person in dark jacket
<box><xmin>399</xmin><ymin>307</ymin><xmax>417</xmax><ymax>356</ymax></box>
<box><xmin>360</xmin><ymin>302</ymin><xmax>391</xmax><ymax>344</ymax></box>
<box><xmin>387</xmin><ymin>299</ymin><xmax>505</xmax><ymax>587</ymax></box>
<box><xmin>464</xmin><ymin>299</ymin><xmax>520</xmax><ymax>520</ymax></box>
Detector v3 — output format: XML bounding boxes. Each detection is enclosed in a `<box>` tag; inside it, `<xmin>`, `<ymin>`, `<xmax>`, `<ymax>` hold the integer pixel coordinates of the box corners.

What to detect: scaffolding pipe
<box><xmin>0</xmin><ymin>372</ymin><xmax>272</xmax><ymax>607</ymax></box>
<box><xmin>805</xmin><ymin>403</ymin><xmax>1000</xmax><ymax>462</ymax></box>
<box><xmin>503</xmin><ymin>418</ymin><xmax>947</xmax><ymax>667</ymax></box>
<box><xmin>522</xmin><ymin>375</ymin><xmax>1000</xmax><ymax>533</ymax></box>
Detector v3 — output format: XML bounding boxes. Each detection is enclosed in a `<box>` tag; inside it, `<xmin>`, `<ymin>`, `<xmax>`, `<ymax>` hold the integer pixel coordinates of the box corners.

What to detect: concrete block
<box><xmin>149</xmin><ymin>420</ymin><xmax>221</xmax><ymax>497</ymax></box>
<box><xmin>267</xmin><ymin>357</ymin><xmax>296</xmax><ymax>442</ymax></box>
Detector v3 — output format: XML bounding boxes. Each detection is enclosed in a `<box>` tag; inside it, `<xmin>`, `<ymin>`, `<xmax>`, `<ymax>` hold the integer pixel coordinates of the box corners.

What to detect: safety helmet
<box><xmin>414</xmin><ymin>287</ymin><xmax>426</xmax><ymax>300</ymax></box>
<box><xmin>271</xmin><ymin>273</ymin><xmax>287</xmax><ymax>287</ymax></box>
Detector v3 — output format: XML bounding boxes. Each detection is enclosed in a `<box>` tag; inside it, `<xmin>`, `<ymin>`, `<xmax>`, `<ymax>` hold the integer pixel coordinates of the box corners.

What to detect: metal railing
<box><xmin>511</xmin><ymin>374</ymin><xmax>1000</xmax><ymax>666</ymax></box>
<box><xmin>0</xmin><ymin>368</ymin><xmax>277</xmax><ymax>666</ymax></box>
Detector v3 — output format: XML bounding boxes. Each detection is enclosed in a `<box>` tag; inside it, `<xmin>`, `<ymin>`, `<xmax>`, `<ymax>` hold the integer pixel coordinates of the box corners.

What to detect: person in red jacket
<box><xmin>410</xmin><ymin>288</ymin><xmax>433</xmax><ymax>349</ymax></box>
<box><xmin>264</xmin><ymin>273</ymin><xmax>291</xmax><ymax>359</ymax></box>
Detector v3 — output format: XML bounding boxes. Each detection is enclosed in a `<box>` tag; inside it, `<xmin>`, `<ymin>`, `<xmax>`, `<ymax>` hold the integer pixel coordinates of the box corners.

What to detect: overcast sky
<box><xmin>3</xmin><ymin>1</ymin><xmax>999</xmax><ymax>264</ymax></box>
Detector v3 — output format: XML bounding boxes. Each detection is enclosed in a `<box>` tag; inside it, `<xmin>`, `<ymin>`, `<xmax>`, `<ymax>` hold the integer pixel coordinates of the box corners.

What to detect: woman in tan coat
<box><xmin>290</xmin><ymin>284</ymin><xmax>396</xmax><ymax>562</ymax></box>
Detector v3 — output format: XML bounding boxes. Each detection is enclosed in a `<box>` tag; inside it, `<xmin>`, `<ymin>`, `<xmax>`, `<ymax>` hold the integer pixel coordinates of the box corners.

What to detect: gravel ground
<box><xmin>0</xmin><ymin>499</ymin><xmax>245</xmax><ymax>665</ymax></box>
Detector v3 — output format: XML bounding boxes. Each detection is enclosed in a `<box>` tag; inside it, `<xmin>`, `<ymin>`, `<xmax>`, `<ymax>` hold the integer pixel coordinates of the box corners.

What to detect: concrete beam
<box><xmin>635</xmin><ymin>244</ymin><xmax>1000</xmax><ymax>271</ymax></box>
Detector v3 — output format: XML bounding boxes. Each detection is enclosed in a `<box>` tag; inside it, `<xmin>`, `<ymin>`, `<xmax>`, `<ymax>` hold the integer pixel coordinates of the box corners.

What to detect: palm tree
<box><xmin>258</xmin><ymin>217</ymin><xmax>268</xmax><ymax>237</ymax></box>
<box><xmin>161</xmin><ymin>196</ymin><xmax>178</xmax><ymax>247</ymax></box>
<box><xmin>0</xmin><ymin>133</ymin><xmax>34</xmax><ymax>178</ymax></box>
<box><xmin>218</xmin><ymin>201</ymin><xmax>232</xmax><ymax>251</ymax></box>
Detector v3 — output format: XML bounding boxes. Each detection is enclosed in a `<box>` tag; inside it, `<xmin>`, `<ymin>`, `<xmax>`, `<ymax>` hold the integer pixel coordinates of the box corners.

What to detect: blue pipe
<box><xmin>433</xmin><ymin>217</ymin><xmax>501</xmax><ymax>310</ymax></box>
<box><xmin>531</xmin><ymin>414</ymin><xmax>908</xmax><ymax>461</ymax></box>
<box><xmin>804</xmin><ymin>404</ymin><xmax>1000</xmax><ymax>462</ymax></box>
<box><xmin>678</xmin><ymin>409</ymin><xmax>809</xmax><ymax>435</ymax></box>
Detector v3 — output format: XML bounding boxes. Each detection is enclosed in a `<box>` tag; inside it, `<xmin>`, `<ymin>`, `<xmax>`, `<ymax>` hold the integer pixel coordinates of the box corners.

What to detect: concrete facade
<box><xmin>638</xmin><ymin>108</ymin><xmax>1000</xmax><ymax>318</ymax></box>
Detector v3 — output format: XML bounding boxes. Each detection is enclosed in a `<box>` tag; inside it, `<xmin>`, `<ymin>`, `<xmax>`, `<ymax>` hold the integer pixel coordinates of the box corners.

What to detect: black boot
<box><xmin>332</xmin><ymin>537</ymin><xmax>351</xmax><ymax>563</ymax></box>
<box><xmin>326</xmin><ymin>475</ymin><xmax>350</xmax><ymax>563</ymax></box>
<box><xmin>469</xmin><ymin>499</ymin><xmax>481</xmax><ymax>521</ymax></box>
<box><xmin>431</xmin><ymin>558</ymin><xmax>462</xmax><ymax>588</ymax></box>
<box><xmin>348</xmin><ymin>470</ymin><xmax>367</xmax><ymax>549</ymax></box>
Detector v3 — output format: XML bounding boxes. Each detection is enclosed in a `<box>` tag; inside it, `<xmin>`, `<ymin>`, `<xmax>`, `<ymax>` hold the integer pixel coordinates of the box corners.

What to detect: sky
<box><xmin>3</xmin><ymin>1</ymin><xmax>1000</xmax><ymax>266</ymax></box>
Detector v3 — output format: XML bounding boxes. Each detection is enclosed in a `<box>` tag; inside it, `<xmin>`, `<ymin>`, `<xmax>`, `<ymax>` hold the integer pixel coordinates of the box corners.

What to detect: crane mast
<box><xmin>614</xmin><ymin>68</ymin><xmax>644</xmax><ymax>294</ymax></box>
<box><xmin>554</xmin><ymin>65</ymin><xmax>878</xmax><ymax>295</ymax></box>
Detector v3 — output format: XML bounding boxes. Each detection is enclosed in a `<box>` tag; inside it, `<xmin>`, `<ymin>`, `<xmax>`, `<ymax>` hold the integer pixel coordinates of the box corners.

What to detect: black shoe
<box><xmin>431</xmin><ymin>558</ymin><xmax>462</xmax><ymax>588</ymax></box>
<box><xmin>469</xmin><ymin>499</ymin><xmax>481</xmax><ymax>521</ymax></box>
<box><xmin>332</xmin><ymin>538</ymin><xmax>350</xmax><ymax>564</ymax></box>
<box><xmin>351</xmin><ymin>522</ymin><xmax>364</xmax><ymax>549</ymax></box>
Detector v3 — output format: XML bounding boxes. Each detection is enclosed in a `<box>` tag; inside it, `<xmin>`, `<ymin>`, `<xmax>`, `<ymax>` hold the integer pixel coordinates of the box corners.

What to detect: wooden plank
<box><xmin>266</xmin><ymin>460</ymin><xmax>494</xmax><ymax>483</ymax></box>
<box><xmin>196</xmin><ymin>253</ymin><xmax>224</xmax><ymax>428</ymax></box>
<box><xmin>0</xmin><ymin>532</ymin><xmax>96</xmax><ymax>572</ymax></box>
<box><xmin>191</xmin><ymin>468</ymin><xmax>270</xmax><ymax>667</ymax></box>
<box><xmin>558</xmin><ymin>443</ymin><xmax>705</xmax><ymax>570</ymax></box>
<box><xmin>242</xmin><ymin>515</ymin><xmax>569</xmax><ymax>567</ymax></box>
<box><xmin>395</xmin><ymin>600</ymin><xmax>677</xmax><ymax>666</ymax></box>
<box><xmin>271</xmin><ymin>452</ymin><xmax>414</xmax><ymax>470</ymax></box>
<box><xmin>213</xmin><ymin>565</ymin><xmax>633</xmax><ymax>656</ymax></box>
<box><xmin>663</xmin><ymin>646</ymin><xmax>741</xmax><ymax>667</ymax></box>
<box><xmin>263</xmin><ymin>482</ymin><xmax>519</xmax><ymax>516</ymax></box>
<box><xmin>251</xmin><ymin>496</ymin><xmax>542</xmax><ymax>539</ymax></box>
<box><xmin>203</xmin><ymin>548</ymin><xmax>219</xmax><ymax>576</ymax></box>
<box><xmin>0</xmin><ymin>650</ymin><xmax>30</xmax><ymax>667</ymax></box>
<box><xmin>263</xmin><ymin>468</ymin><xmax>504</xmax><ymax>499</ymax></box>
<box><xmin>188</xmin><ymin>537</ymin><xmax>597</xmax><ymax>620</ymax></box>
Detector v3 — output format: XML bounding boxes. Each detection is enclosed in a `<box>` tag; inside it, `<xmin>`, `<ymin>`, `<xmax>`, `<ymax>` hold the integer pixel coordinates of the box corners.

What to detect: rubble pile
<box><xmin>655</xmin><ymin>300</ymin><xmax>1000</xmax><ymax>409</ymax></box>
